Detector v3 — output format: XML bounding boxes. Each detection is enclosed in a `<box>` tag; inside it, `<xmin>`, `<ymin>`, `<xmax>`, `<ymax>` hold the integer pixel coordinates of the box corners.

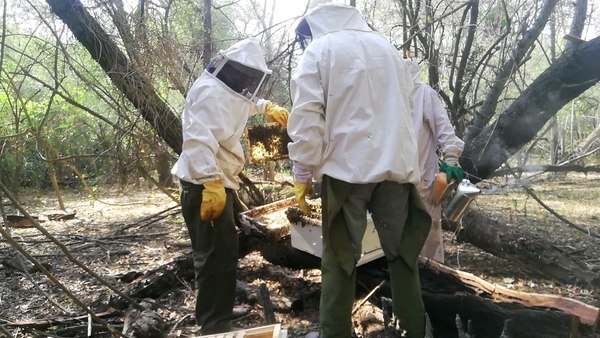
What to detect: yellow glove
<box><xmin>200</xmin><ymin>181</ymin><xmax>227</xmax><ymax>221</ymax></box>
<box><xmin>264</xmin><ymin>101</ymin><xmax>289</xmax><ymax>127</ymax></box>
<box><xmin>294</xmin><ymin>182</ymin><xmax>312</xmax><ymax>215</ymax></box>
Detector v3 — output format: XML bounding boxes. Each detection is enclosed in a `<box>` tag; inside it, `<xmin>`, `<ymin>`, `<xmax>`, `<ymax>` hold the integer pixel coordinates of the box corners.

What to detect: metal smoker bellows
<box><xmin>444</xmin><ymin>179</ymin><xmax>481</xmax><ymax>222</ymax></box>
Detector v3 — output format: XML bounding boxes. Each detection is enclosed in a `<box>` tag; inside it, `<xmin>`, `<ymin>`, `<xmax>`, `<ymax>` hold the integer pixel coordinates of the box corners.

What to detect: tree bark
<box><xmin>461</xmin><ymin>35</ymin><xmax>600</xmax><ymax>182</ymax></box>
<box><xmin>566</xmin><ymin>0</ymin><xmax>589</xmax><ymax>51</ymax></box>
<box><xmin>45</xmin><ymin>0</ymin><xmax>183</xmax><ymax>155</ymax></box>
<box><xmin>120</xmin><ymin>247</ymin><xmax>598</xmax><ymax>337</ymax></box>
<box><xmin>490</xmin><ymin>164</ymin><xmax>600</xmax><ymax>177</ymax></box>
<box><xmin>464</xmin><ymin>0</ymin><xmax>560</xmax><ymax>141</ymax></box>
<box><xmin>444</xmin><ymin>210</ymin><xmax>600</xmax><ymax>290</ymax></box>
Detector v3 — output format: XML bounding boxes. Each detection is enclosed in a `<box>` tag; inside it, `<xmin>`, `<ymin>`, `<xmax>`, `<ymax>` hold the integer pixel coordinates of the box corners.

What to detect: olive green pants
<box><xmin>180</xmin><ymin>180</ymin><xmax>238</xmax><ymax>335</ymax></box>
<box><xmin>320</xmin><ymin>176</ymin><xmax>431</xmax><ymax>338</ymax></box>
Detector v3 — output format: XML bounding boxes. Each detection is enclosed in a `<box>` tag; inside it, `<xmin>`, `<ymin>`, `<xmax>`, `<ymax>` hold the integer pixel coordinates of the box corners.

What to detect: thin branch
<box><xmin>0</xmin><ymin>216</ymin><xmax>124</xmax><ymax>337</ymax></box>
<box><xmin>352</xmin><ymin>280</ymin><xmax>386</xmax><ymax>315</ymax></box>
<box><xmin>16</xmin><ymin>254</ymin><xmax>75</xmax><ymax>315</ymax></box>
<box><xmin>0</xmin><ymin>181</ymin><xmax>145</xmax><ymax>313</ymax></box>
<box><xmin>505</xmin><ymin>163</ymin><xmax>600</xmax><ymax>239</ymax></box>
<box><xmin>465</xmin><ymin>0</ymin><xmax>560</xmax><ymax>141</ymax></box>
<box><xmin>0</xmin><ymin>325</ymin><xmax>13</xmax><ymax>338</ymax></box>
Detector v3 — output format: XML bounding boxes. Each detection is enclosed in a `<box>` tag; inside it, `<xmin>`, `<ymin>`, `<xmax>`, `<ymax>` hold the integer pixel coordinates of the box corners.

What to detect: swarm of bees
<box><xmin>246</xmin><ymin>124</ymin><xmax>292</xmax><ymax>164</ymax></box>
<box><xmin>285</xmin><ymin>198</ymin><xmax>322</xmax><ymax>226</ymax></box>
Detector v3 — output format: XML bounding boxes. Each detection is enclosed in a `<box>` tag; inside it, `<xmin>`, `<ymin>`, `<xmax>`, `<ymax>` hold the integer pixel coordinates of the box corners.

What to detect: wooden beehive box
<box><xmin>197</xmin><ymin>323</ymin><xmax>285</xmax><ymax>338</ymax></box>
<box><xmin>245</xmin><ymin>123</ymin><xmax>291</xmax><ymax>164</ymax></box>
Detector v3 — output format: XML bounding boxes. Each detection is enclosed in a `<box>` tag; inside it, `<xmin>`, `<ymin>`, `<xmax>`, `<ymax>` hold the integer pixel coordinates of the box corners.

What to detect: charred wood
<box><xmin>443</xmin><ymin>210</ymin><xmax>600</xmax><ymax>290</ymax></box>
<box><xmin>490</xmin><ymin>164</ymin><xmax>600</xmax><ymax>177</ymax></box>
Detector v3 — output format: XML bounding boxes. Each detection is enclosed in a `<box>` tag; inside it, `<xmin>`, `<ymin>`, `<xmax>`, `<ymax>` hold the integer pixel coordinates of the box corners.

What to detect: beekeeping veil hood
<box><xmin>206</xmin><ymin>37</ymin><xmax>272</xmax><ymax>101</ymax></box>
<box><xmin>406</xmin><ymin>59</ymin><xmax>424</xmax><ymax>88</ymax></box>
<box><xmin>295</xmin><ymin>1</ymin><xmax>371</xmax><ymax>50</ymax></box>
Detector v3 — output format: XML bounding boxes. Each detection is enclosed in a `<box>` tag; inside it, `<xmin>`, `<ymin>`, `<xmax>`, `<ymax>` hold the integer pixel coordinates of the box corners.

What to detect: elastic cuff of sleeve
<box><xmin>444</xmin><ymin>157</ymin><xmax>459</xmax><ymax>166</ymax></box>
<box><xmin>293</xmin><ymin>163</ymin><xmax>313</xmax><ymax>183</ymax></box>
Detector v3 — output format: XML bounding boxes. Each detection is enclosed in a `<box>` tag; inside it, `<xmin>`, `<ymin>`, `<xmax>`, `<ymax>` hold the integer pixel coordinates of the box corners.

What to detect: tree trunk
<box><xmin>464</xmin><ymin>0</ymin><xmax>560</xmax><ymax>141</ymax></box>
<box><xmin>120</xmin><ymin>247</ymin><xmax>598</xmax><ymax>337</ymax></box>
<box><xmin>461</xmin><ymin>36</ymin><xmax>600</xmax><ymax>182</ymax></box>
<box><xmin>444</xmin><ymin>210</ymin><xmax>600</xmax><ymax>290</ymax></box>
<box><xmin>45</xmin><ymin>0</ymin><xmax>183</xmax><ymax>155</ymax></box>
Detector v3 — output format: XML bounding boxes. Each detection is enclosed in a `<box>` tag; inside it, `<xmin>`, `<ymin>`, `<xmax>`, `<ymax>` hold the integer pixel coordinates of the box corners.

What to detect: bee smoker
<box><xmin>443</xmin><ymin>179</ymin><xmax>481</xmax><ymax>222</ymax></box>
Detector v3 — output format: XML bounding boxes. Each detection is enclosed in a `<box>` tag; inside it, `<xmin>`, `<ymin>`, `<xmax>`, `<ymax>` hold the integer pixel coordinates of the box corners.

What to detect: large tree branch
<box><xmin>464</xmin><ymin>0</ymin><xmax>560</xmax><ymax>141</ymax></box>
<box><xmin>461</xmin><ymin>35</ymin><xmax>600</xmax><ymax>181</ymax></box>
<box><xmin>566</xmin><ymin>0</ymin><xmax>588</xmax><ymax>51</ymax></box>
<box><xmin>45</xmin><ymin>0</ymin><xmax>182</xmax><ymax>154</ymax></box>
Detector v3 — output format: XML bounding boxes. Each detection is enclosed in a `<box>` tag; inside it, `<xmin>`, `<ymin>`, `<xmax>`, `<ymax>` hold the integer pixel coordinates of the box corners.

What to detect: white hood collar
<box><xmin>220</xmin><ymin>37</ymin><xmax>272</xmax><ymax>75</ymax></box>
<box><xmin>302</xmin><ymin>3</ymin><xmax>371</xmax><ymax>39</ymax></box>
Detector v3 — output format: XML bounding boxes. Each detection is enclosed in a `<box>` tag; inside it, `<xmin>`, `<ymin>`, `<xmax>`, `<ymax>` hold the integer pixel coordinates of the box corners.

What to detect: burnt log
<box><xmin>357</xmin><ymin>257</ymin><xmax>595</xmax><ymax>338</ymax></box>
<box><xmin>443</xmin><ymin>210</ymin><xmax>600</xmax><ymax>290</ymax></box>
<box><xmin>122</xmin><ymin>301</ymin><xmax>166</xmax><ymax>338</ymax></box>
<box><xmin>490</xmin><ymin>164</ymin><xmax>600</xmax><ymax>177</ymax></box>
<box><xmin>119</xmin><ymin>246</ymin><xmax>598</xmax><ymax>337</ymax></box>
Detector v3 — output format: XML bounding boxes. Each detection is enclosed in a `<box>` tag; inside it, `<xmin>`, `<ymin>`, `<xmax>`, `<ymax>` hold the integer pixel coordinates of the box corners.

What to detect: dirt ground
<box><xmin>1</xmin><ymin>171</ymin><xmax>599</xmax><ymax>337</ymax></box>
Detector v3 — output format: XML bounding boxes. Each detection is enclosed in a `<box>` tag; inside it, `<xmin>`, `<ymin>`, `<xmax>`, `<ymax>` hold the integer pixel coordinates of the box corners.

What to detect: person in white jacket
<box><xmin>288</xmin><ymin>4</ymin><xmax>431</xmax><ymax>338</ymax></box>
<box><xmin>407</xmin><ymin>60</ymin><xmax>465</xmax><ymax>263</ymax></box>
<box><xmin>171</xmin><ymin>37</ymin><xmax>288</xmax><ymax>335</ymax></box>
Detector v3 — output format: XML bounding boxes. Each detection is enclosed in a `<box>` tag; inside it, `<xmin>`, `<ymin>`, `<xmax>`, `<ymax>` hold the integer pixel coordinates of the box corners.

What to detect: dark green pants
<box><xmin>180</xmin><ymin>180</ymin><xmax>238</xmax><ymax>334</ymax></box>
<box><xmin>320</xmin><ymin>176</ymin><xmax>431</xmax><ymax>338</ymax></box>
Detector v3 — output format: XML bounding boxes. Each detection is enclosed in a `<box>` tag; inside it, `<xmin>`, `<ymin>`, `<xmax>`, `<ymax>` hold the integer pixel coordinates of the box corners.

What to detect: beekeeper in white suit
<box><xmin>171</xmin><ymin>37</ymin><xmax>288</xmax><ymax>335</ymax></box>
<box><xmin>287</xmin><ymin>3</ymin><xmax>432</xmax><ymax>337</ymax></box>
<box><xmin>407</xmin><ymin>60</ymin><xmax>465</xmax><ymax>263</ymax></box>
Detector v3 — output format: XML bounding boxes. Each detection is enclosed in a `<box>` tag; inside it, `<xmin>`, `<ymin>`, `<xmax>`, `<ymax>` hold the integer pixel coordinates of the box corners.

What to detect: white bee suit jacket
<box><xmin>287</xmin><ymin>4</ymin><xmax>420</xmax><ymax>184</ymax></box>
<box><xmin>171</xmin><ymin>38</ymin><xmax>271</xmax><ymax>190</ymax></box>
<box><xmin>409</xmin><ymin>63</ymin><xmax>464</xmax><ymax>193</ymax></box>
<box><xmin>409</xmin><ymin>61</ymin><xmax>464</xmax><ymax>262</ymax></box>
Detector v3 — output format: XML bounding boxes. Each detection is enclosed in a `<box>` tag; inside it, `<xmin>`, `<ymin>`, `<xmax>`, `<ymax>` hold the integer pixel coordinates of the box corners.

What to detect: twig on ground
<box><xmin>16</xmin><ymin>254</ymin><xmax>75</xmax><ymax>315</ymax></box>
<box><xmin>0</xmin><ymin>182</ymin><xmax>143</xmax><ymax>312</ymax></box>
<box><xmin>0</xmin><ymin>227</ymin><xmax>124</xmax><ymax>337</ymax></box>
<box><xmin>504</xmin><ymin>163</ymin><xmax>600</xmax><ymax>239</ymax></box>
<box><xmin>352</xmin><ymin>280</ymin><xmax>386</xmax><ymax>315</ymax></box>
<box><xmin>168</xmin><ymin>313</ymin><xmax>192</xmax><ymax>336</ymax></box>
<box><xmin>111</xmin><ymin>205</ymin><xmax>180</xmax><ymax>234</ymax></box>
<box><xmin>0</xmin><ymin>324</ymin><xmax>14</xmax><ymax>337</ymax></box>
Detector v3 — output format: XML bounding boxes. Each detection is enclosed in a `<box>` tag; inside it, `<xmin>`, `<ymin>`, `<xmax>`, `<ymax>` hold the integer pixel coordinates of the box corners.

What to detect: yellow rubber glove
<box><xmin>294</xmin><ymin>182</ymin><xmax>312</xmax><ymax>215</ymax></box>
<box><xmin>264</xmin><ymin>101</ymin><xmax>289</xmax><ymax>127</ymax></box>
<box><xmin>200</xmin><ymin>181</ymin><xmax>227</xmax><ymax>221</ymax></box>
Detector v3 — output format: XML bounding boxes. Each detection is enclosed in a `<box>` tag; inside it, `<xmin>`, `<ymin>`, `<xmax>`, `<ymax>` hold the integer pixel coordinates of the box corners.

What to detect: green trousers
<box><xmin>180</xmin><ymin>180</ymin><xmax>239</xmax><ymax>335</ymax></box>
<box><xmin>319</xmin><ymin>176</ymin><xmax>431</xmax><ymax>338</ymax></box>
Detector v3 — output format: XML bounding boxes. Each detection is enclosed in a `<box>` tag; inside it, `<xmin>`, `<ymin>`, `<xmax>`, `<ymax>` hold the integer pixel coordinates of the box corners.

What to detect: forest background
<box><xmin>1</xmin><ymin>0</ymin><xmax>600</xmax><ymax>337</ymax></box>
<box><xmin>1</xmin><ymin>0</ymin><xmax>599</xmax><ymax>196</ymax></box>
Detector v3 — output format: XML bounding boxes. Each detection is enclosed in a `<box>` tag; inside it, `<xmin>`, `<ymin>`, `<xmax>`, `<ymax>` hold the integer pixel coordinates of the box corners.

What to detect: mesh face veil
<box><xmin>206</xmin><ymin>38</ymin><xmax>271</xmax><ymax>101</ymax></box>
<box><xmin>207</xmin><ymin>54</ymin><xmax>270</xmax><ymax>100</ymax></box>
<box><xmin>295</xmin><ymin>18</ymin><xmax>313</xmax><ymax>51</ymax></box>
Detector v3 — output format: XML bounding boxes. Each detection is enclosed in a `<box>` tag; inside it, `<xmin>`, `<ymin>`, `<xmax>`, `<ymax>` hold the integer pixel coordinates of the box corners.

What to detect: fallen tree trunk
<box><xmin>248</xmin><ymin>198</ymin><xmax>600</xmax><ymax>292</ymax></box>
<box><xmin>443</xmin><ymin>210</ymin><xmax>600</xmax><ymax>290</ymax></box>
<box><xmin>119</xmin><ymin>246</ymin><xmax>598</xmax><ymax>337</ymax></box>
<box><xmin>490</xmin><ymin>164</ymin><xmax>600</xmax><ymax>177</ymax></box>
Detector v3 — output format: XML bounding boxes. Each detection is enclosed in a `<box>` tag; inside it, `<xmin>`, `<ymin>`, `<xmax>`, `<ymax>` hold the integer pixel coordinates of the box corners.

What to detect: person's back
<box><xmin>288</xmin><ymin>3</ymin><xmax>420</xmax><ymax>185</ymax></box>
<box><xmin>408</xmin><ymin>60</ymin><xmax>464</xmax><ymax>262</ymax></box>
<box><xmin>288</xmin><ymin>4</ymin><xmax>432</xmax><ymax>338</ymax></box>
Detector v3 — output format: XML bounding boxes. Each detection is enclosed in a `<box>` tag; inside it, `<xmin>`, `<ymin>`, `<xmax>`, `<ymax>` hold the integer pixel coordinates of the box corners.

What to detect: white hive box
<box><xmin>290</xmin><ymin>212</ymin><xmax>383</xmax><ymax>266</ymax></box>
<box><xmin>240</xmin><ymin>197</ymin><xmax>383</xmax><ymax>266</ymax></box>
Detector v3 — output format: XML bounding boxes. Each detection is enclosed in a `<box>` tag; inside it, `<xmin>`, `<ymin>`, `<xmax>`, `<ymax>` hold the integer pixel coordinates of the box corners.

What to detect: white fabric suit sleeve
<box><xmin>287</xmin><ymin>51</ymin><xmax>326</xmax><ymax>170</ymax></box>
<box><xmin>252</xmin><ymin>98</ymin><xmax>268</xmax><ymax>116</ymax></box>
<box><xmin>427</xmin><ymin>88</ymin><xmax>464</xmax><ymax>159</ymax></box>
<box><xmin>180</xmin><ymin>95</ymin><xmax>226</xmax><ymax>184</ymax></box>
